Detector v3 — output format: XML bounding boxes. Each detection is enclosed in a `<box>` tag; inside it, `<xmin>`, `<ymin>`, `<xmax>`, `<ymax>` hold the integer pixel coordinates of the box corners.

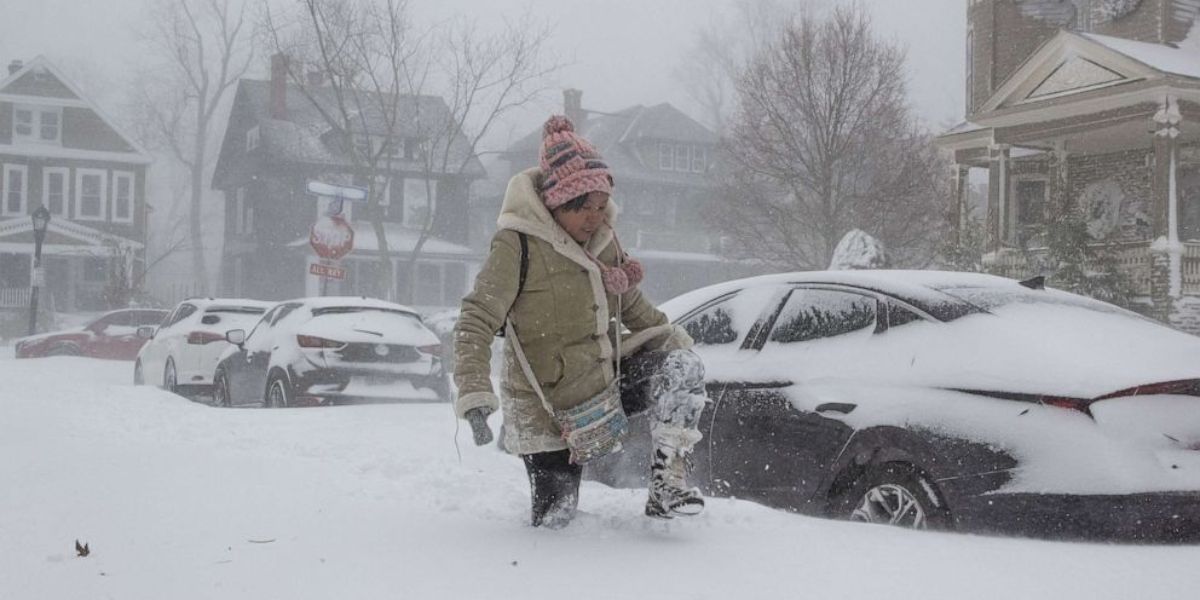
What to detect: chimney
<box><xmin>8</xmin><ymin>60</ymin><xmax>23</xmax><ymax>76</ymax></box>
<box><xmin>270</xmin><ymin>53</ymin><xmax>289</xmax><ymax>119</ymax></box>
<box><xmin>563</xmin><ymin>88</ymin><xmax>584</xmax><ymax>128</ymax></box>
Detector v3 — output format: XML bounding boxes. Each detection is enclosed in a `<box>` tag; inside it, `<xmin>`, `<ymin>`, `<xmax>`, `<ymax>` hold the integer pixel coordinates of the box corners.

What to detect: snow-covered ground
<box><xmin>3</xmin><ymin>355</ymin><xmax>1200</xmax><ymax>600</ymax></box>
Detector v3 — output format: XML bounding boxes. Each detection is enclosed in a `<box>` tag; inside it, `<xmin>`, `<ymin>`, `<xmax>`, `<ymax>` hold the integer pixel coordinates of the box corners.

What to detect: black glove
<box><xmin>465</xmin><ymin>407</ymin><xmax>494</xmax><ymax>446</ymax></box>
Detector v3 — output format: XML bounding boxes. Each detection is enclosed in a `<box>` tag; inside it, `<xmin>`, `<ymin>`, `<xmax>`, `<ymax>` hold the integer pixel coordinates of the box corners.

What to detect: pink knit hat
<box><xmin>539</xmin><ymin>115</ymin><xmax>613</xmax><ymax>211</ymax></box>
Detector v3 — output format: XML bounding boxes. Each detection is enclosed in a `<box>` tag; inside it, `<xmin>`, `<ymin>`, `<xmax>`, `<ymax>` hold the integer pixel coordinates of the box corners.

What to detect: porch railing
<box><xmin>0</xmin><ymin>287</ymin><xmax>31</xmax><ymax>308</ymax></box>
<box><xmin>983</xmin><ymin>240</ymin><xmax>1193</xmax><ymax>297</ymax></box>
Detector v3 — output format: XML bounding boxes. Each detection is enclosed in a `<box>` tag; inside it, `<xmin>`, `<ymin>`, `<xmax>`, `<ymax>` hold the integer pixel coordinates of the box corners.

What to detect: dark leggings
<box><xmin>522</xmin><ymin>449</ymin><xmax>582</xmax><ymax>527</ymax></box>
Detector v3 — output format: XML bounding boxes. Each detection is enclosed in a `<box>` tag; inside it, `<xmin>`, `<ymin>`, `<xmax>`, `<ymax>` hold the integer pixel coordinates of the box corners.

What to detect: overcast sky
<box><xmin>1</xmin><ymin>0</ymin><xmax>966</xmax><ymax>150</ymax></box>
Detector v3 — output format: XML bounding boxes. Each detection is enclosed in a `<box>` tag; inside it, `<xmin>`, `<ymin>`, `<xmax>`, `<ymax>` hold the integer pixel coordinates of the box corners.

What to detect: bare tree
<box><xmin>673</xmin><ymin>0</ymin><xmax>815</xmax><ymax>135</ymax></box>
<box><xmin>262</xmin><ymin>0</ymin><xmax>555</xmax><ymax>304</ymax></box>
<box><xmin>133</xmin><ymin>0</ymin><xmax>254</xmax><ymax>295</ymax></box>
<box><xmin>709</xmin><ymin>4</ymin><xmax>946</xmax><ymax>270</ymax></box>
<box><xmin>400</xmin><ymin>17</ymin><xmax>557</xmax><ymax>304</ymax></box>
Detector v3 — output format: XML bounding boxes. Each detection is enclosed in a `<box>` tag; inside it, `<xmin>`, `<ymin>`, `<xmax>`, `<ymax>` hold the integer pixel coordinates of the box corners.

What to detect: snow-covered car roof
<box><xmin>178</xmin><ymin>298</ymin><xmax>275</xmax><ymax>312</ymax></box>
<box><xmin>671</xmin><ymin>269</ymin><xmax>1200</xmax><ymax>400</ymax></box>
<box><xmin>282</xmin><ymin>296</ymin><xmax>422</xmax><ymax>316</ymax></box>
<box><xmin>659</xmin><ymin>270</ymin><xmax>1008</xmax><ymax>321</ymax></box>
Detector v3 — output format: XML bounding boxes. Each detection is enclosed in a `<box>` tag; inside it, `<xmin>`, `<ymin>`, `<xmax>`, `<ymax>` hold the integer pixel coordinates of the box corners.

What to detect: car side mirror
<box><xmin>137</xmin><ymin>326</ymin><xmax>156</xmax><ymax>340</ymax></box>
<box><xmin>225</xmin><ymin>329</ymin><xmax>246</xmax><ymax>346</ymax></box>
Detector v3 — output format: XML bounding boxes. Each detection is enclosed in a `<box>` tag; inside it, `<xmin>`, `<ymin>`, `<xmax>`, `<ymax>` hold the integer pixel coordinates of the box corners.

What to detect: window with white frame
<box><xmin>112</xmin><ymin>171</ymin><xmax>134</xmax><ymax>223</ymax></box>
<box><xmin>75</xmin><ymin>169</ymin><xmax>108</xmax><ymax>221</ymax></box>
<box><xmin>674</xmin><ymin>145</ymin><xmax>689</xmax><ymax>171</ymax></box>
<box><xmin>2</xmin><ymin>164</ymin><xmax>28</xmax><ymax>216</ymax></box>
<box><xmin>658</xmin><ymin>143</ymin><xmax>673</xmax><ymax>170</ymax></box>
<box><xmin>43</xmin><ymin>167</ymin><xmax>69</xmax><ymax>218</ymax></box>
<box><xmin>13</xmin><ymin>105</ymin><xmax>62</xmax><ymax>145</ymax></box>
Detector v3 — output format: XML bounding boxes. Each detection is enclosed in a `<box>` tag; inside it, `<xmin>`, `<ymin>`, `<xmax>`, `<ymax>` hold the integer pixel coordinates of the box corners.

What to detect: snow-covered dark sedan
<box><xmin>589</xmin><ymin>271</ymin><xmax>1200</xmax><ymax>542</ymax></box>
<box><xmin>212</xmin><ymin>297</ymin><xmax>448</xmax><ymax>407</ymax></box>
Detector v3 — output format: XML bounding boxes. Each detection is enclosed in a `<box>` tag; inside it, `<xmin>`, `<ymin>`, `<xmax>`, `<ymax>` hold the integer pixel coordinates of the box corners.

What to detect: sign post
<box><xmin>306</xmin><ymin>181</ymin><xmax>366</xmax><ymax>296</ymax></box>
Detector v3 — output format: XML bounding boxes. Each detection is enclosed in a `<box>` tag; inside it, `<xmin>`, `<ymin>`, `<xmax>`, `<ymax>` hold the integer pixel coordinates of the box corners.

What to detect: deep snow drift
<box><xmin>3</xmin><ymin>354</ymin><xmax>1200</xmax><ymax>600</ymax></box>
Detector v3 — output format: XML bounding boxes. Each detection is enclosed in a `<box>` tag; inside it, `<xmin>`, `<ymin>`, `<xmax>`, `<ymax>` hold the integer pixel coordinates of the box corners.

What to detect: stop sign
<box><xmin>310</xmin><ymin>215</ymin><xmax>355</xmax><ymax>260</ymax></box>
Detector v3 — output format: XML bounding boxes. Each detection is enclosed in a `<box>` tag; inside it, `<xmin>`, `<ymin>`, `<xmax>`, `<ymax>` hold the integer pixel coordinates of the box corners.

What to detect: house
<box><xmin>493</xmin><ymin>90</ymin><xmax>759</xmax><ymax>302</ymax></box>
<box><xmin>211</xmin><ymin>55</ymin><xmax>485</xmax><ymax>311</ymax></box>
<box><xmin>936</xmin><ymin>0</ymin><xmax>1200</xmax><ymax>329</ymax></box>
<box><xmin>0</xmin><ymin>56</ymin><xmax>151</xmax><ymax>326</ymax></box>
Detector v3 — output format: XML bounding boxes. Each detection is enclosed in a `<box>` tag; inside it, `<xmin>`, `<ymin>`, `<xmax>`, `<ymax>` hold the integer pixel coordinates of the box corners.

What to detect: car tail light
<box><xmin>297</xmin><ymin>334</ymin><xmax>344</xmax><ymax>349</ymax></box>
<box><xmin>187</xmin><ymin>331</ymin><xmax>225</xmax><ymax>345</ymax></box>
<box><xmin>417</xmin><ymin>343</ymin><xmax>442</xmax><ymax>355</ymax></box>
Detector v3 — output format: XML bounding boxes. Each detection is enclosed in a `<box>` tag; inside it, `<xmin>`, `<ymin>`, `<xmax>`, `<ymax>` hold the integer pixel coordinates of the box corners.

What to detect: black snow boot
<box><xmin>522</xmin><ymin>449</ymin><xmax>582</xmax><ymax>529</ymax></box>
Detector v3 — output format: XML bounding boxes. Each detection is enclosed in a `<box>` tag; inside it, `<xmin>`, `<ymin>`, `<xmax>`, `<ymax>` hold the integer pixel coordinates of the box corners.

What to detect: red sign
<box><xmin>309</xmin><ymin>261</ymin><xmax>346</xmax><ymax>280</ymax></box>
<box><xmin>310</xmin><ymin>215</ymin><xmax>355</xmax><ymax>260</ymax></box>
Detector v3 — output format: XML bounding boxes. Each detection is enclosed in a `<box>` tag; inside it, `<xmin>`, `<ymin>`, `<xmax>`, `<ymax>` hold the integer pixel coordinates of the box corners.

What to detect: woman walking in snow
<box><xmin>453</xmin><ymin>115</ymin><xmax>709</xmax><ymax>528</ymax></box>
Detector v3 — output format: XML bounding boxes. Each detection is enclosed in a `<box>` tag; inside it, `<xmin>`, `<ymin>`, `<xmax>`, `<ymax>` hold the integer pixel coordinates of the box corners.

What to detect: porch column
<box><xmin>1150</xmin><ymin>95</ymin><xmax>1183</xmax><ymax>321</ymax></box>
<box><xmin>1047</xmin><ymin>142</ymin><xmax>1069</xmax><ymax>218</ymax></box>
<box><xmin>951</xmin><ymin>164</ymin><xmax>970</xmax><ymax>245</ymax></box>
<box><xmin>986</xmin><ymin>144</ymin><xmax>1010</xmax><ymax>251</ymax></box>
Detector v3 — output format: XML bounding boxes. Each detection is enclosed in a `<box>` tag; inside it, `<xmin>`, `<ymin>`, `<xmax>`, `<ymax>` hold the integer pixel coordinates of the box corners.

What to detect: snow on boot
<box><xmin>644</xmin><ymin>350</ymin><xmax>708</xmax><ymax>519</ymax></box>
<box><xmin>523</xmin><ymin>450</ymin><xmax>582</xmax><ymax>529</ymax></box>
<box><xmin>646</xmin><ymin>439</ymin><xmax>705</xmax><ymax>518</ymax></box>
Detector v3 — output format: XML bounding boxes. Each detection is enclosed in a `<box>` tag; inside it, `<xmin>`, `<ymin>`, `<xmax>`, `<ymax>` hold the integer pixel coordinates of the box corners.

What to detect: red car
<box><xmin>14</xmin><ymin>308</ymin><xmax>169</xmax><ymax>360</ymax></box>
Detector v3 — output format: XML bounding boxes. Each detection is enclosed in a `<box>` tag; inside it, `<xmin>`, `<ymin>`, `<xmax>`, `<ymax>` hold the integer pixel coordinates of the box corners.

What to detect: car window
<box><xmin>681</xmin><ymin>296</ymin><xmax>742</xmax><ymax>346</ymax></box>
<box><xmin>135</xmin><ymin>311</ymin><xmax>168</xmax><ymax>326</ymax></box>
<box><xmin>102</xmin><ymin>311</ymin><xmax>133</xmax><ymax>328</ymax></box>
<box><xmin>886</xmin><ymin>302</ymin><xmax>924</xmax><ymax>329</ymax></box>
<box><xmin>271</xmin><ymin>303</ymin><xmax>302</xmax><ymax>325</ymax></box>
<box><xmin>165</xmin><ymin>304</ymin><xmax>198</xmax><ymax>328</ymax></box>
<box><xmin>767</xmin><ymin>289</ymin><xmax>877</xmax><ymax>344</ymax></box>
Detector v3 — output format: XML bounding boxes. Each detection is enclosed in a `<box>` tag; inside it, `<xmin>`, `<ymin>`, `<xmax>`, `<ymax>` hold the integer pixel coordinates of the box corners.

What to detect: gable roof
<box><xmin>0</xmin><ymin>56</ymin><xmax>152</xmax><ymax>162</ymax></box>
<box><xmin>219</xmin><ymin>79</ymin><xmax>485</xmax><ymax>178</ymax></box>
<box><xmin>504</xmin><ymin>102</ymin><xmax>717</xmax><ymax>186</ymax></box>
<box><xmin>978</xmin><ymin>29</ymin><xmax>1200</xmax><ymax>115</ymax></box>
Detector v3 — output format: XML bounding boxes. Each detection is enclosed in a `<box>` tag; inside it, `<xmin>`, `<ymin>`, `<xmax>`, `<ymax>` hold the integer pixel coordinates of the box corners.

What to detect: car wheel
<box><xmin>212</xmin><ymin>369</ymin><xmax>232</xmax><ymax>408</ymax></box>
<box><xmin>46</xmin><ymin>343</ymin><xmax>80</xmax><ymax>357</ymax></box>
<box><xmin>134</xmin><ymin>360</ymin><xmax>145</xmax><ymax>385</ymax></box>
<box><xmin>163</xmin><ymin>359</ymin><xmax>179</xmax><ymax>395</ymax></box>
<box><xmin>264</xmin><ymin>373</ymin><xmax>292</xmax><ymax>408</ymax></box>
<box><xmin>844</xmin><ymin>462</ymin><xmax>951</xmax><ymax>530</ymax></box>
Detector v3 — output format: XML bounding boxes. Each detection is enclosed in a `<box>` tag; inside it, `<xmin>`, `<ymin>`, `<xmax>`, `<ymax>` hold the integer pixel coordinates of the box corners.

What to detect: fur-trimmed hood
<box><xmin>496</xmin><ymin>167</ymin><xmax>618</xmax><ymax>265</ymax></box>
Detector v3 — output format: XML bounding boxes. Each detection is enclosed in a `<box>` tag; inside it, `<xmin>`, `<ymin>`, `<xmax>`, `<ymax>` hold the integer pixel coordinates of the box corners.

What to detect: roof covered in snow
<box><xmin>503</xmin><ymin>102</ymin><xmax>717</xmax><ymax>187</ymax></box>
<box><xmin>1080</xmin><ymin>32</ymin><xmax>1200</xmax><ymax>80</ymax></box>
<box><xmin>215</xmin><ymin>79</ymin><xmax>485</xmax><ymax>186</ymax></box>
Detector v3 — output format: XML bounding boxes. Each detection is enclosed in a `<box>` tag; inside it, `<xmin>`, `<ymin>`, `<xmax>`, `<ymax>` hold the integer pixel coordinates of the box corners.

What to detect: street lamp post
<box><xmin>28</xmin><ymin>205</ymin><xmax>51</xmax><ymax>336</ymax></box>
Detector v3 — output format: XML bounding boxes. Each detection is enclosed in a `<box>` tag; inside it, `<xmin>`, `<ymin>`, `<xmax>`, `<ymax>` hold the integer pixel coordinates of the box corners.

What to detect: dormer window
<box><xmin>13</xmin><ymin>105</ymin><xmax>62</xmax><ymax>145</ymax></box>
<box><xmin>658</xmin><ymin>142</ymin><xmax>709</xmax><ymax>173</ymax></box>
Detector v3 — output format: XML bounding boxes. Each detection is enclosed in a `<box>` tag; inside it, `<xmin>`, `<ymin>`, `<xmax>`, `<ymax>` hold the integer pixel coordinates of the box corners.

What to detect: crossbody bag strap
<box><xmin>506</xmin><ymin>320</ymin><xmax>556</xmax><ymax>417</ymax></box>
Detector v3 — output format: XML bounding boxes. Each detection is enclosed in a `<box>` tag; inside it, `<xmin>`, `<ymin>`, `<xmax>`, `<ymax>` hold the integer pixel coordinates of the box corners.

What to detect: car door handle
<box><xmin>816</xmin><ymin>402</ymin><xmax>856</xmax><ymax>415</ymax></box>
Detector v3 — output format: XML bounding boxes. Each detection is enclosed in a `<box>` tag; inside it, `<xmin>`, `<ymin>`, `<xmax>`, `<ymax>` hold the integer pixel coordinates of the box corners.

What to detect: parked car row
<box><xmin>14</xmin><ymin>296</ymin><xmax>450</xmax><ymax>407</ymax></box>
<box><xmin>16</xmin><ymin>269</ymin><xmax>1200</xmax><ymax>542</ymax></box>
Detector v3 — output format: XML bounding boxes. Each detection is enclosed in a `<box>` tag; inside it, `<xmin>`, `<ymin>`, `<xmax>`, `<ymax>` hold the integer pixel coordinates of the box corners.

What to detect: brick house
<box><xmin>937</xmin><ymin>0</ymin><xmax>1200</xmax><ymax>328</ymax></box>
<box><xmin>492</xmin><ymin>90</ymin><xmax>760</xmax><ymax>302</ymax></box>
<box><xmin>0</xmin><ymin>56</ymin><xmax>151</xmax><ymax>321</ymax></box>
<box><xmin>211</xmin><ymin>56</ymin><xmax>485</xmax><ymax>311</ymax></box>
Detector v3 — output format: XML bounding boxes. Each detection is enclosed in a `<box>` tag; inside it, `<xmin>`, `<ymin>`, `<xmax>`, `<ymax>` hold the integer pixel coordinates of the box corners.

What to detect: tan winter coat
<box><xmin>453</xmin><ymin>168</ymin><xmax>688</xmax><ymax>454</ymax></box>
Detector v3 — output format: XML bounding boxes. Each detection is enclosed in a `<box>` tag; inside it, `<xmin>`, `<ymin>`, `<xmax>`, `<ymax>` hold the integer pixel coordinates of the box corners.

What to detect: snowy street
<box><xmin>2</xmin><ymin>353</ymin><xmax>1200</xmax><ymax>600</ymax></box>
